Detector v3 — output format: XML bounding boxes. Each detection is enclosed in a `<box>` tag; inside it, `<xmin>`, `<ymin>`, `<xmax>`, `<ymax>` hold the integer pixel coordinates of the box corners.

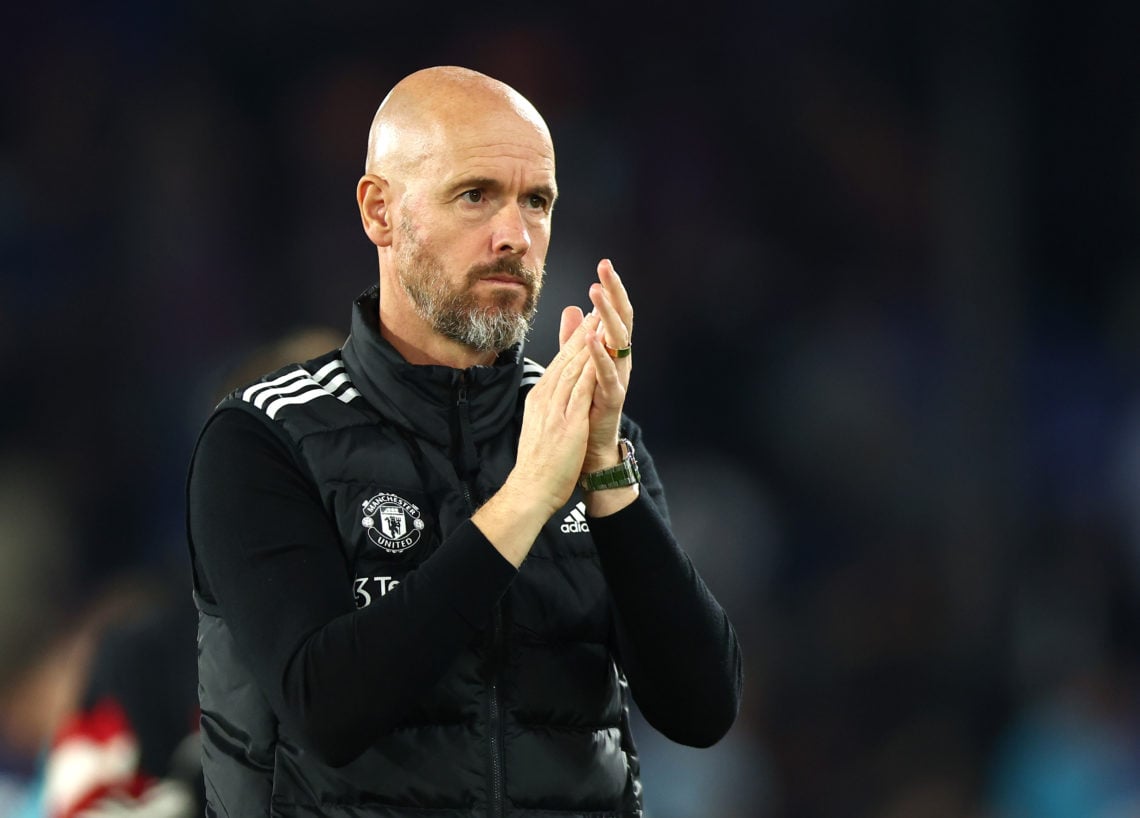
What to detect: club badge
<box><xmin>361</xmin><ymin>492</ymin><xmax>425</xmax><ymax>553</ymax></box>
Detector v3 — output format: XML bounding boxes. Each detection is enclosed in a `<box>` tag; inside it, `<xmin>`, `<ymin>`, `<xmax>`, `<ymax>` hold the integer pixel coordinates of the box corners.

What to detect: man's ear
<box><xmin>357</xmin><ymin>174</ymin><xmax>394</xmax><ymax>247</ymax></box>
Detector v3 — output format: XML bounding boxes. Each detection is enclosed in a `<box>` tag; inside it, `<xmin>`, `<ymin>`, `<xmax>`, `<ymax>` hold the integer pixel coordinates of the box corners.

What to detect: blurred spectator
<box><xmin>34</xmin><ymin>328</ymin><xmax>344</xmax><ymax>818</ymax></box>
<box><xmin>0</xmin><ymin>571</ymin><xmax>163</xmax><ymax>817</ymax></box>
<box><xmin>42</xmin><ymin>595</ymin><xmax>200</xmax><ymax>818</ymax></box>
<box><xmin>0</xmin><ymin>455</ymin><xmax>75</xmax><ymax>764</ymax></box>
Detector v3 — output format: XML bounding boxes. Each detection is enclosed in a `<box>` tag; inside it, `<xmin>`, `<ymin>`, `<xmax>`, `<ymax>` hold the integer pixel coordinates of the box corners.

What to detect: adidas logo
<box><xmin>560</xmin><ymin>501</ymin><xmax>590</xmax><ymax>534</ymax></box>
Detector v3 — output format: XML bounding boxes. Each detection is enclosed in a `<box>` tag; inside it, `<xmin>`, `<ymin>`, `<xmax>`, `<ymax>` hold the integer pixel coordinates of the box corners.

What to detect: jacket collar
<box><xmin>341</xmin><ymin>285</ymin><xmax>525</xmax><ymax>447</ymax></box>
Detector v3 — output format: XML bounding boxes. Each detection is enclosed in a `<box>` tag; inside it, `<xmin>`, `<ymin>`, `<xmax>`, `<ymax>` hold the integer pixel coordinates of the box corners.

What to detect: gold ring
<box><xmin>603</xmin><ymin>342</ymin><xmax>632</xmax><ymax>359</ymax></box>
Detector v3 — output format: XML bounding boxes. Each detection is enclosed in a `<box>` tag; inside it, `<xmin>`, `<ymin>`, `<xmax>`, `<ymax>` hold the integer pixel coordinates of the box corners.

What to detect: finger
<box><xmin>567</xmin><ymin>357</ymin><xmax>597</xmax><ymax>421</ymax></box>
<box><xmin>559</xmin><ymin>306</ymin><xmax>584</xmax><ymax>348</ymax></box>
<box><xmin>557</xmin><ymin>337</ymin><xmax>594</xmax><ymax>388</ymax></box>
<box><xmin>552</xmin><ymin>343</ymin><xmax>593</xmax><ymax>410</ymax></box>
<box><xmin>560</xmin><ymin>310</ymin><xmax>601</xmax><ymax>357</ymax></box>
<box><xmin>597</xmin><ymin>258</ymin><xmax>634</xmax><ymax>335</ymax></box>
<box><xmin>588</xmin><ymin>332</ymin><xmax>625</xmax><ymax>397</ymax></box>
<box><xmin>537</xmin><ymin>313</ymin><xmax>600</xmax><ymax>394</ymax></box>
<box><xmin>586</xmin><ymin>333</ymin><xmax>626</xmax><ymax>417</ymax></box>
<box><xmin>589</xmin><ymin>284</ymin><xmax>629</xmax><ymax>352</ymax></box>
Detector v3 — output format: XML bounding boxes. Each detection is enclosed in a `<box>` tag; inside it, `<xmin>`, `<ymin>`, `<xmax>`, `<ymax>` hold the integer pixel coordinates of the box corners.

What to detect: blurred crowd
<box><xmin>2</xmin><ymin>2</ymin><xmax>1139</xmax><ymax>816</ymax></box>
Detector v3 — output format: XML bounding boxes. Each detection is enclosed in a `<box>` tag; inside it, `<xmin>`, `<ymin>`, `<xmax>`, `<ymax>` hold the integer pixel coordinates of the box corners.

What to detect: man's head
<box><xmin>356</xmin><ymin>67</ymin><xmax>557</xmax><ymax>365</ymax></box>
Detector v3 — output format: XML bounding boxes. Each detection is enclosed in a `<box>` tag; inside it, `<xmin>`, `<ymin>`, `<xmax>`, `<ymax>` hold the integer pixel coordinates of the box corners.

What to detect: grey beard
<box><xmin>429</xmin><ymin>299</ymin><xmax>533</xmax><ymax>353</ymax></box>
<box><xmin>397</xmin><ymin>237</ymin><xmax>541</xmax><ymax>354</ymax></box>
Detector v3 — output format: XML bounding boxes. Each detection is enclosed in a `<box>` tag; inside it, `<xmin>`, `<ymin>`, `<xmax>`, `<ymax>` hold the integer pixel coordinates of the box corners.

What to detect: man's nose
<box><xmin>491</xmin><ymin>205</ymin><xmax>531</xmax><ymax>256</ymax></box>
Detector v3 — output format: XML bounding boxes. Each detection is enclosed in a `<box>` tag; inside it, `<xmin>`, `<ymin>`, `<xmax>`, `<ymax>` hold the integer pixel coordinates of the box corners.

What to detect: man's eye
<box><xmin>461</xmin><ymin>190</ymin><xmax>483</xmax><ymax>203</ymax></box>
<box><xmin>526</xmin><ymin>194</ymin><xmax>548</xmax><ymax>210</ymax></box>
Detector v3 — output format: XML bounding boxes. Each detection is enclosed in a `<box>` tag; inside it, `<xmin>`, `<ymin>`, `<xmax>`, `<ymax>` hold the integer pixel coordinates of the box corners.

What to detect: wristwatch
<box><xmin>579</xmin><ymin>438</ymin><xmax>641</xmax><ymax>491</ymax></box>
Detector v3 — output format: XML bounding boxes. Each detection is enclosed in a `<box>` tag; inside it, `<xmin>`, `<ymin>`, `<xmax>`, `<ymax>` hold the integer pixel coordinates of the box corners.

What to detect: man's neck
<box><xmin>378</xmin><ymin>309</ymin><xmax>497</xmax><ymax>369</ymax></box>
<box><xmin>376</xmin><ymin>271</ymin><xmax>504</xmax><ymax>368</ymax></box>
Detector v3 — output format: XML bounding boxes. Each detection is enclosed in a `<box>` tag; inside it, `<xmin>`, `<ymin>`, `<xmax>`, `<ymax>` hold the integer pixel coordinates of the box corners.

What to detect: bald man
<box><xmin>188</xmin><ymin>67</ymin><xmax>742</xmax><ymax>817</ymax></box>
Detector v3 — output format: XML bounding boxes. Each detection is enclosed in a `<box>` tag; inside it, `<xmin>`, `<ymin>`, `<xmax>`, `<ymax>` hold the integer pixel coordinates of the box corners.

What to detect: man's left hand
<box><xmin>558</xmin><ymin>258</ymin><xmax>633</xmax><ymax>474</ymax></box>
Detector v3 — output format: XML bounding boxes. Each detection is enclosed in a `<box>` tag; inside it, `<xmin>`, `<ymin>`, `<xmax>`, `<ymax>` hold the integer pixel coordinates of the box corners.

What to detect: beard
<box><xmin>396</xmin><ymin>221</ymin><xmax>544</xmax><ymax>354</ymax></box>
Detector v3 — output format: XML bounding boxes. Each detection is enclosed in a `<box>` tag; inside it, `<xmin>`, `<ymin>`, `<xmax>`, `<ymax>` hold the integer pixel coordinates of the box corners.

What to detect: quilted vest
<box><xmin>193</xmin><ymin>287</ymin><xmax>650</xmax><ymax>817</ymax></box>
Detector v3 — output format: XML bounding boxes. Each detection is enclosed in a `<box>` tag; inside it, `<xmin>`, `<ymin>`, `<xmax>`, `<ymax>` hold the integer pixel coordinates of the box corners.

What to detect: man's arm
<box><xmin>591</xmin><ymin>488</ymin><xmax>743</xmax><ymax>748</ymax></box>
<box><xmin>557</xmin><ymin>260</ymin><xmax>743</xmax><ymax>746</ymax></box>
<box><xmin>189</xmin><ymin>408</ymin><xmax>517</xmax><ymax>767</ymax></box>
<box><xmin>189</xmin><ymin>315</ymin><xmax>605</xmax><ymax>767</ymax></box>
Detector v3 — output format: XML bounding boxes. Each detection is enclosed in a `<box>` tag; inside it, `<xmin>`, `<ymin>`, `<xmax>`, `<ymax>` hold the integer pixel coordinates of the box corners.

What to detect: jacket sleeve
<box><xmin>187</xmin><ymin>408</ymin><xmax>517</xmax><ymax>766</ymax></box>
<box><xmin>588</xmin><ymin>423</ymin><xmax>743</xmax><ymax>748</ymax></box>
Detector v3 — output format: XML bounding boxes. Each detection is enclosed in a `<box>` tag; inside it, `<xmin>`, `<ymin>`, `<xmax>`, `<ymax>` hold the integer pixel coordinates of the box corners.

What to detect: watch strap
<box><xmin>579</xmin><ymin>438</ymin><xmax>641</xmax><ymax>491</ymax></box>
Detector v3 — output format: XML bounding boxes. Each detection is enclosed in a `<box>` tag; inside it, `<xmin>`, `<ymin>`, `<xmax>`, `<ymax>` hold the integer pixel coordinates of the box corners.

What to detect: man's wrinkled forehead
<box><xmin>390</xmin><ymin>117</ymin><xmax>556</xmax><ymax>206</ymax></box>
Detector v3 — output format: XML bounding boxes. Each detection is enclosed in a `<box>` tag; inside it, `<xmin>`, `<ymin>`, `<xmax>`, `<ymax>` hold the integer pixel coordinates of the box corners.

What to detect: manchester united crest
<box><xmin>361</xmin><ymin>492</ymin><xmax>425</xmax><ymax>553</ymax></box>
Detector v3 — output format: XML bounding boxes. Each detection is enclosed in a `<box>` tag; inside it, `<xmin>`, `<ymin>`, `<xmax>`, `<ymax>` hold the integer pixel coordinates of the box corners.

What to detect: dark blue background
<box><xmin>2</xmin><ymin>3</ymin><xmax>1139</xmax><ymax>816</ymax></box>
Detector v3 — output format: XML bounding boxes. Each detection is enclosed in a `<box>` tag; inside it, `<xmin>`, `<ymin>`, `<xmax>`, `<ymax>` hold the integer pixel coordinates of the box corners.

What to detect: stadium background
<box><xmin>3</xmin><ymin>2</ymin><xmax>1140</xmax><ymax>816</ymax></box>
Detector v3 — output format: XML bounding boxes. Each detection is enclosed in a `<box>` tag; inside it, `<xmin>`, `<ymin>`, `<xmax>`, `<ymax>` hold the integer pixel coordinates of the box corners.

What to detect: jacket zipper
<box><xmin>455</xmin><ymin>376</ymin><xmax>478</xmax><ymax>512</ymax></box>
<box><xmin>488</xmin><ymin>605</ymin><xmax>505</xmax><ymax>818</ymax></box>
<box><xmin>454</xmin><ymin>374</ymin><xmax>505</xmax><ymax>818</ymax></box>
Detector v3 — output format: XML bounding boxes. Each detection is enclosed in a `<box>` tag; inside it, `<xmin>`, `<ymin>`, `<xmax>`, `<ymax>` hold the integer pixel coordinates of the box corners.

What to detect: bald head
<box><xmin>355</xmin><ymin>67</ymin><xmax>557</xmax><ymax>367</ymax></box>
<box><xmin>365</xmin><ymin>67</ymin><xmax>552</xmax><ymax>178</ymax></box>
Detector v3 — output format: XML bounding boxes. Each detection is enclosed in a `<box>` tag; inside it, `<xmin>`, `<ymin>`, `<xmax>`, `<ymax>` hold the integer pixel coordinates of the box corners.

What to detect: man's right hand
<box><xmin>471</xmin><ymin>313</ymin><xmax>602</xmax><ymax>567</ymax></box>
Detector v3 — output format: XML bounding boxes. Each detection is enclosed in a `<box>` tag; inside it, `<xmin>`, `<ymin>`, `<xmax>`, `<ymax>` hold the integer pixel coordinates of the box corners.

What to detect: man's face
<box><xmin>391</xmin><ymin>111</ymin><xmax>557</xmax><ymax>354</ymax></box>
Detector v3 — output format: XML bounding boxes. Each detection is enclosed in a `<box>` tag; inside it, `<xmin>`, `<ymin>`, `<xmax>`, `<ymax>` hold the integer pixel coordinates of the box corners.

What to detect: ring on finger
<box><xmin>603</xmin><ymin>341</ymin><xmax>632</xmax><ymax>359</ymax></box>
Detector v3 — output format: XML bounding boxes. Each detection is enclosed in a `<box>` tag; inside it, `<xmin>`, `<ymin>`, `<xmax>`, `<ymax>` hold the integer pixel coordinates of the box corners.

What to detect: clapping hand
<box><xmin>558</xmin><ymin>259</ymin><xmax>633</xmax><ymax>474</ymax></box>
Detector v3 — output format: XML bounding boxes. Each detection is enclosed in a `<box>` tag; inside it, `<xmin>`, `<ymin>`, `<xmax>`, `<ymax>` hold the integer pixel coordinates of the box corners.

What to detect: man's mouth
<box><xmin>481</xmin><ymin>275</ymin><xmax>528</xmax><ymax>287</ymax></box>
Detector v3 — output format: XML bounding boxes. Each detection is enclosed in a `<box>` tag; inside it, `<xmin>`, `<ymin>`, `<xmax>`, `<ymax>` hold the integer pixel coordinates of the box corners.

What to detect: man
<box><xmin>188</xmin><ymin>66</ymin><xmax>742</xmax><ymax>817</ymax></box>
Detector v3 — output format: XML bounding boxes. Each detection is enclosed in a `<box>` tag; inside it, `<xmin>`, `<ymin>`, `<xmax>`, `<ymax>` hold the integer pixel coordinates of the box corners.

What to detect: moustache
<box><xmin>467</xmin><ymin>259</ymin><xmax>540</xmax><ymax>290</ymax></box>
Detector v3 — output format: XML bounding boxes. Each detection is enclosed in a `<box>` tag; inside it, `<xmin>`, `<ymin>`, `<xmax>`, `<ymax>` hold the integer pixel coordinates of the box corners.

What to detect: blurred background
<box><xmin>3</xmin><ymin>1</ymin><xmax>1140</xmax><ymax>816</ymax></box>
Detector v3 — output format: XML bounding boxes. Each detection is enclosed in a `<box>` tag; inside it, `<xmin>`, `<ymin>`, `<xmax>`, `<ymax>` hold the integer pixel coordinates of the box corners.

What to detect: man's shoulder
<box><xmin>219</xmin><ymin>349</ymin><xmax>365</xmax><ymax>426</ymax></box>
<box><xmin>520</xmin><ymin>356</ymin><xmax>545</xmax><ymax>390</ymax></box>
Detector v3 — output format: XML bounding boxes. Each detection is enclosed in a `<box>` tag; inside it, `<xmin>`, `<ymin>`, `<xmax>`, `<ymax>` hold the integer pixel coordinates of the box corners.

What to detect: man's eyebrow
<box><xmin>530</xmin><ymin>182</ymin><xmax>558</xmax><ymax>204</ymax></box>
<box><xmin>443</xmin><ymin>176</ymin><xmax>558</xmax><ymax>203</ymax></box>
<box><xmin>445</xmin><ymin>176</ymin><xmax>502</xmax><ymax>196</ymax></box>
